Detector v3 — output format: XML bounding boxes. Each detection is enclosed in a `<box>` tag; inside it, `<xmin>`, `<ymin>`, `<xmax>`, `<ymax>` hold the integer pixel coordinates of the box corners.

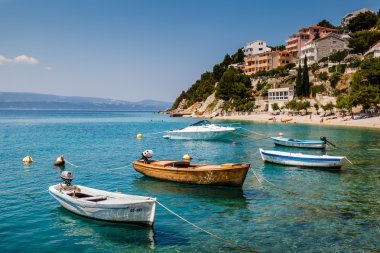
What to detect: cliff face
<box><xmin>169</xmin><ymin>92</ymin><xmax>225</xmax><ymax>117</ymax></box>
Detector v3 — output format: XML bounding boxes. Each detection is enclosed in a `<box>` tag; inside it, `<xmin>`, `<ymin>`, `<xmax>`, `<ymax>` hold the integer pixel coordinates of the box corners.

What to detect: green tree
<box><xmin>329</xmin><ymin>73</ymin><xmax>341</xmax><ymax>88</ymax></box>
<box><xmin>271</xmin><ymin>103</ymin><xmax>280</xmax><ymax>112</ymax></box>
<box><xmin>329</xmin><ymin>50</ymin><xmax>349</xmax><ymax>63</ymax></box>
<box><xmin>213</xmin><ymin>64</ymin><xmax>226</xmax><ymax>81</ymax></box>
<box><xmin>302</xmin><ymin>56</ymin><xmax>310</xmax><ymax>97</ymax></box>
<box><xmin>347</xmin><ymin>11</ymin><xmax>378</xmax><ymax>32</ymax></box>
<box><xmin>314</xmin><ymin>103</ymin><xmax>320</xmax><ymax>114</ymax></box>
<box><xmin>215</xmin><ymin>68</ymin><xmax>254</xmax><ymax>111</ymax></box>
<box><xmin>348</xmin><ymin>30</ymin><xmax>380</xmax><ymax>54</ymax></box>
<box><xmin>321</xmin><ymin>102</ymin><xmax>335</xmax><ymax>114</ymax></box>
<box><xmin>231</xmin><ymin>48</ymin><xmax>245</xmax><ymax>64</ymax></box>
<box><xmin>222</xmin><ymin>54</ymin><xmax>232</xmax><ymax>67</ymax></box>
<box><xmin>317</xmin><ymin>19</ymin><xmax>336</xmax><ymax>29</ymax></box>
<box><xmin>295</xmin><ymin>64</ymin><xmax>303</xmax><ymax>97</ymax></box>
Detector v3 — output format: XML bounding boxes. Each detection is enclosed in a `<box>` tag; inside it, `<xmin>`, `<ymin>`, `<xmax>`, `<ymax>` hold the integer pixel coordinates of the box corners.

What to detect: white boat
<box><xmin>49</xmin><ymin>171</ymin><xmax>157</xmax><ymax>226</ymax></box>
<box><xmin>271</xmin><ymin>137</ymin><xmax>326</xmax><ymax>149</ymax></box>
<box><xmin>163</xmin><ymin>120</ymin><xmax>236</xmax><ymax>140</ymax></box>
<box><xmin>259</xmin><ymin>148</ymin><xmax>346</xmax><ymax>168</ymax></box>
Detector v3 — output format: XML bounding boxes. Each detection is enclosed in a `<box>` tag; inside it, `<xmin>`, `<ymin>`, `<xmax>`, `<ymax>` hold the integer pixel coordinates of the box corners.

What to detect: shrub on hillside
<box><xmin>329</xmin><ymin>73</ymin><xmax>342</xmax><ymax>88</ymax></box>
<box><xmin>318</xmin><ymin>72</ymin><xmax>329</xmax><ymax>81</ymax></box>
<box><xmin>347</xmin><ymin>11</ymin><xmax>378</xmax><ymax>32</ymax></box>
<box><xmin>348</xmin><ymin>30</ymin><xmax>380</xmax><ymax>54</ymax></box>
<box><xmin>311</xmin><ymin>85</ymin><xmax>326</xmax><ymax>97</ymax></box>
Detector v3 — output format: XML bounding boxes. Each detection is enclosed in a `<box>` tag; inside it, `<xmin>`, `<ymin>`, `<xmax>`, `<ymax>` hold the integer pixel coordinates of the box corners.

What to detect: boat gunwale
<box><xmin>132</xmin><ymin>161</ymin><xmax>250</xmax><ymax>172</ymax></box>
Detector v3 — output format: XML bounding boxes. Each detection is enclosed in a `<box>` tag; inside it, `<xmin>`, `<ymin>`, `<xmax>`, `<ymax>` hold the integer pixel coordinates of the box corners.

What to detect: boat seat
<box><xmin>152</xmin><ymin>161</ymin><xmax>190</xmax><ymax>167</ymax></box>
<box><xmin>81</xmin><ymin>196</ymin><xmax>108</xmax><ymax>202</ymax></box>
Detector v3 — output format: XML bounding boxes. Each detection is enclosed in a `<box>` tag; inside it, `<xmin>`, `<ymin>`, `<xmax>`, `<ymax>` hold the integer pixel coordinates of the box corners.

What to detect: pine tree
<box><xmin>302</xmin><ymin>56</ymin><xmax>310</xmax><ymax>97</ymax></box>
<box><xmin>295</xmin><ymin>63</ymin><xmax>303</xmax><ymax>97</ymax></box>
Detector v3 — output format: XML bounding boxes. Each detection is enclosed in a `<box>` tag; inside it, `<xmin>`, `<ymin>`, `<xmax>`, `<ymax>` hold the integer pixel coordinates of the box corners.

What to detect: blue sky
<box><xmin>0</xmin><ymin>0</ymin><xmax>379</xmax><ymax>102</ymax></box>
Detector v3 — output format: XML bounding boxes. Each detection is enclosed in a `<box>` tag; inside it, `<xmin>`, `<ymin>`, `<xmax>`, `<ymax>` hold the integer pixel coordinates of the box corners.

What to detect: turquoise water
<box><xmin>0</xmin><ymin>110</ymin><xmax>379</xmax><ymax>252</ymax></box>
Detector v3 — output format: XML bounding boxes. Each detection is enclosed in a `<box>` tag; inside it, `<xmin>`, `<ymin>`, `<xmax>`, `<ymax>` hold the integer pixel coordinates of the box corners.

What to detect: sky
<box><xmin>0</xmin><ymin>0</ymin><xmax>379</xmax><ymax>102</ymax></box>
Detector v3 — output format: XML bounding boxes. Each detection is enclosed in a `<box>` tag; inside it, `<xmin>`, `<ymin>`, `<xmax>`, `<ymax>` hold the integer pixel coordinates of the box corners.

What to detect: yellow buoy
<box><xmin>23</xmin><ymin>156</ymin><xmax>34</xmax><ymax>163</ymax></box>
<box><xmin>137</xmin><ymin>133</ymin><xmax>143</xmax><ymax>139</ymax></box>
<box><xmin>183</xmin><ymin>154</ymin><xmax>192</xmax><ymax>160</ymax></box>
<box><xmin>278</xmin><ymin>132</ymin><xmax>283</xmax><ymax>136</ymax></box>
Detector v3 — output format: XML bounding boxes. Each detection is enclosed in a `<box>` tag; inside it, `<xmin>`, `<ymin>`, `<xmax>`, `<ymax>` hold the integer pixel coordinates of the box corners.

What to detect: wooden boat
<box><xmin>132</xmin><ymin>159</ymin><xmax>250</xmax><ymax>187</ymax></box>
<box><xmin>281</xmin><ymin>118</ymin><xmax>293</xmax><ymax>123</ymax></box>
<box><xmin>49</xmin><ymin>171</ymin><xmax>157</xmax><ymax>226</ymax></box>
<box><xmin>271</xmin><ymin>137</ymin><xmax>326</xmax><ymax>149</ymax></box>
<box><xmin>54</xmin><ymin>155</ymin><xmax>65</xmax><ymax>166</ymax></box>
<box><xmin>259</xmin><ymin>148</ymin><xmax>346</xmax><ymax>168</ymax></box>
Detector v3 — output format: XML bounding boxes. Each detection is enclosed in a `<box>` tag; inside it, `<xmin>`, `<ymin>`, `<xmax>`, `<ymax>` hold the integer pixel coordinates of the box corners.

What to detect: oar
<box><xmin>320</xmin><ymin>136</ymin><xmax>336</xmax><ymax>148</ymax></box>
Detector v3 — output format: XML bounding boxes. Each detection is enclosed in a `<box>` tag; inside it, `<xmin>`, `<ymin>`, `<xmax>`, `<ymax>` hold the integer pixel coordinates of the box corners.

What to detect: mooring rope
<box><xmin>65</xmin><ymin>159</ymin><xmax>80</xmax><ymax>168</ymax></box>
<box><xmin>156</xmin><ymin>201</ymin><xmax>257</xmax><ymax>253</ymax></box>
<box><xmin>107</xmin><ymin>164</ymin><xmax>132</xmax><ymax>171</ymax></box>
<box><xmin>239</xmin><ymin>127</ymin><xmax>269</xmax><ymax>137</ymax></box>
<box><xmin>251</xmin><ymin>170</ymin><xmax>297</xmax><ymax>195</ymax></box>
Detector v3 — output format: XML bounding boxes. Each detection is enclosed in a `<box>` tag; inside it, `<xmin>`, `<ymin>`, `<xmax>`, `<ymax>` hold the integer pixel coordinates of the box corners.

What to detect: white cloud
<box><xmin>0</xmin><ymin>55</ymin><xmax>12</xmax><ymax>64</ymax></box>
<box><xmin>13</xmin><ymin>55</ymin><xmax>38</xmax><ymax>64</ymax></box>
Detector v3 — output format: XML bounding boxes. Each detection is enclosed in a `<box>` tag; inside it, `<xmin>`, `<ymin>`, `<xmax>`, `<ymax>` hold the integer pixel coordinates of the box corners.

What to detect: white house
<box><xmin>268</xmin><ymin>87</ymin><xmax>294</xmax><ymax>112</ymax></box>
<box><xmin>300</xmin><ymin>34</ymin><xmax>347</xmax><ymax>65</ymax></box>
<box><xmin>341</xmin><ymin>8</ymin><xmax>374</xmax><ymax>27</ymax></box>
<box><xmin>364</xmin><ymin>40</ymin><xmax>380</xmax><ymax>58</ymax></box>
<box><xmin>243</xmin><ymin>40</ymin><xmax>271</xmax><ymax>56</ymax></box>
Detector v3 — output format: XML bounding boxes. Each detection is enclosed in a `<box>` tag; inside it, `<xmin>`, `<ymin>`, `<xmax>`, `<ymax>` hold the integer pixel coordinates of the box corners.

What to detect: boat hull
<box><xmin>132</xmin><ymin>162</ymin><xmax>250</xmax><ymax>187</ymax></box>
<box><xmin>260</xmin><ymin>149</ymin><xmax>344</xmax><ymax>168</ymax></box>
<box><xmin>272</xmin><ymin>137</ymin><xmax>326</xmax><ymax>149</ymax></box>
<box><xmin>49</xmin><ymin>186</ymin><xmax>156</xmax><ymax>226</ymax></box>
<box><xmin>163</xmin><ymin>130</ymin><xmax>235</xmax><ymax>140</ymax></box>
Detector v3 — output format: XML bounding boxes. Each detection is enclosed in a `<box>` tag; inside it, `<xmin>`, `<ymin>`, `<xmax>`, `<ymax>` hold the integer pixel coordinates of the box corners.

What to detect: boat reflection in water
<box><xmin>132</xmin><ymin>176</ymin><xmax>247</xmax><ymax>201</ymax></box>
<box><xmin>50</xmin><ymin>208</ymin><xmax>156</xmax><ymax>250</ymax></box>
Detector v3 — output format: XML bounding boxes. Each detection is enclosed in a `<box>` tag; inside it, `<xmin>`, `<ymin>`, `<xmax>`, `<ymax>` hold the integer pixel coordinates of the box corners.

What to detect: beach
<box><xmin>215</xmin><ymin>113</ymin><xmax>380</xmax><ymax>129</ymax></box>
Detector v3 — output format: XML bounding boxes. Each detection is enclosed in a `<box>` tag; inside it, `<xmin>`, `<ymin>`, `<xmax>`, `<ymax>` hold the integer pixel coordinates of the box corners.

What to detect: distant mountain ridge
<box><xmin>0</xmin><ymin>92</ymin><xmax>172</xmax><ymax>111</ymax></box>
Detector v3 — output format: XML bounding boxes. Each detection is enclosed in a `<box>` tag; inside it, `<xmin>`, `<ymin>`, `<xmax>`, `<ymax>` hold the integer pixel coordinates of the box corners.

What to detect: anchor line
<box><xmin>156</xmin><ymin>201</ymin><xmax>257</xmax><ymax>253</ymax></box>
<box><xmin>65</xmin><ymin>160</ymin><xmax>80</xmax><ymax>168</ymax></box>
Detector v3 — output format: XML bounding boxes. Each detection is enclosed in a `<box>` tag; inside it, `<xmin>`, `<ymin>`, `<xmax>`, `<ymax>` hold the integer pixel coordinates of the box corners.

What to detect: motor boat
<box><xmin>163</xmin><ymin>120</ymin><xmax>236</xmax><ymax>140</ymax></box>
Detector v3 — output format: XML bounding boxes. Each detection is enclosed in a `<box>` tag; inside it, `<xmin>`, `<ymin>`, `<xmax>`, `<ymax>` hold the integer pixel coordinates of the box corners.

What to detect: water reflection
<box><xmin>132</xmin><ymin>176</ymin><xmax>245</xmax><ymax>199</ymax></box>
<box><xmin>50</xmin><ymin>208</ymin><xmax>156</xmax><ymax>250</ymax></box>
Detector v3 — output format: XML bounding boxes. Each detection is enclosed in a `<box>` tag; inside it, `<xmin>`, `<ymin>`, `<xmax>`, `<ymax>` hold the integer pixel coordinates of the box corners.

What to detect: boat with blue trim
<box><xmin>259</xmin><ymin>148</ymin><xmax>346</xmax><ymax>168</ymax></box>
<box><xmin>49</xmin><ymin>171</ymin><xmax>157</xmax><ymax>226</ymax></box>
<box><xmin>271</xmin><ymin>137</ymin><xmax>326</xmax><ymax>149</ymax></box>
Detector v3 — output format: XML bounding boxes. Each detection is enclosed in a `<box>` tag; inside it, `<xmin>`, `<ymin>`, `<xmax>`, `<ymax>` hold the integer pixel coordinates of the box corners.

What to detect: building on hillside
<box><xmin>341</xmin><ymin>8</ymin><xmax>374</xmax><ymax>27</ymax></box>
<box><xmin>268</xmin><ymin>86</ymin><xmax>295</xmax><ymax>112</ymax></box>
<box><xmin>300</xmin><ymin>33</ymin><xmax>348</xmax><ymax>65</ymax></box>
<box><xmin>244</xmin><ymin>50</ymin><xmax>292</xmax><ymax>75</ymax></box>
<box><xmin>243</xmin><ymin>40</ymin><xmax>271</xmax><ymax>56</ymax></box>
<box><xmin>286</xmin><ymin>25</ymin><xmax>338</xmax><ymax>60</ymax></box>
<box><xmin>228</xmin><ymin>62</ymin><xmax>246</xmax><ymax>72</ymax></box>
<box><xmin>364</xmin><ymin>40</ymin><xmax>380</xmax><ymax>58</ymax></box>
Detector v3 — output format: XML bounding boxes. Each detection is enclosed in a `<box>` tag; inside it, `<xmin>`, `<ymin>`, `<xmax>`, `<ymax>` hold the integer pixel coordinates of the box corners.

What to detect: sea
<box><xmin>0</xmin><ymin>110</ymin><xmax>379</xmax><ymax>253</ymax></box>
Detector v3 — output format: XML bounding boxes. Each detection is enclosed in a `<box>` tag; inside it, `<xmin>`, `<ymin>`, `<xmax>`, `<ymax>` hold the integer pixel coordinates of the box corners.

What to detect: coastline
<box><xmin>213</xmin><ymin>113</ymin><xmax>380</xmax><ymax>129</ymax></box>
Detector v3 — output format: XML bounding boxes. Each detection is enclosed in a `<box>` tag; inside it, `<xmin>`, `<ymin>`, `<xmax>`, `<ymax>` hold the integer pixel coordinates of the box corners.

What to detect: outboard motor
<box><xmin>141</xmin><ymin>150</ymin><xmax>154</xmax><ymax>163</ymax></box>
<box><xmin>320</xmin><ymin>136</ymin><xmax>336</xmax><ymax>147</ymax></box>
<box><xmin>60</xmin><ymin>171</ymin><xmax>74</xmax><ymax>186</ymax></box>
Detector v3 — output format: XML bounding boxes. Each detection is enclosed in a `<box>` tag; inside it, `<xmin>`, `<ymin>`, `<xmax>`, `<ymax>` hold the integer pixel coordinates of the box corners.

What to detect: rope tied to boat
<box><xmin>65</xmin><ymin>159</ymin><xmax>80</xmax><ymax>168</ymax></box>
<box><xmin>239</xmin><ymin>127</ymin><xmax>269</xmax><ymax>138</ymax></box>
<box><xmin>251</xmin><ymin>170</ymin><xmax>298</xmax><ymax>195</ymax></box>
<box><xmin>156</xmin><ymin>201</ymin><xmax>257</xmax><ymax>253</ymax></box>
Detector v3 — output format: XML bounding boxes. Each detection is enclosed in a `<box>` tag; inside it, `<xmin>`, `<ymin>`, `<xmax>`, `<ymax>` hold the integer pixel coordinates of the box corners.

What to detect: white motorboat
<box><xmin>163</xmin><ymin>120</ymin><xmax>236</xmax><ymax>140</ymax></box>
<box><xmin>259</xmin><ymin>148</ymin><xmax>346</xmax><ymax>168</ymax></box>
<box><xmin>49</xmin><ymin>171</ymin><xmax>157</xmax><ymax>226</ymax></box>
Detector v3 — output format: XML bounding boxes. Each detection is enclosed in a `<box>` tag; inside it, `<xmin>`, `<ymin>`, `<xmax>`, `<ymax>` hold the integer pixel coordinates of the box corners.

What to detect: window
<box><xmin>259</xmin><ymin>48</ymin><xmax>263</xmax><ymax>50</ymax></box>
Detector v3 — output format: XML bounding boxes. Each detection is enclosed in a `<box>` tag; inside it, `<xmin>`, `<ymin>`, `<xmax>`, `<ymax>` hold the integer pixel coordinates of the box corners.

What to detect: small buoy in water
<box><xmin>23</xmin><ymin>156</ymin><xmax>34</xmax><ymax>163</ymax></box>
<box><xmin>54</xmin><ymin>155</ymin><xmax>65</xmax><ymax>166</ymax></box>
<box><xmin>137</xmin><ymin>133</ymin><xmax>143</xmax><ymax>139</ymax></box>
<box><xmin>183</xmin><ymin>154</ymin><xmax>192</xmax><ymax>160</ymax></box>
<box><xmin>278</xmin><ymin>132</ymin><xmax>283</xmax><ymax>136</ymax></box>
<box><xmin>232</xmin><ymin>141</ymin><xmax>237</xmax><ymax>145</ymax></box>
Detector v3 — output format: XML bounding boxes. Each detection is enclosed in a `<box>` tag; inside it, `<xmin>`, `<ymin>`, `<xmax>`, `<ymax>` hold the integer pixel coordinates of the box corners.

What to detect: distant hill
<box><xmin>0</xmin><ymin>92</ymin><xmax>172</xmax><ymax>111</ymax></box>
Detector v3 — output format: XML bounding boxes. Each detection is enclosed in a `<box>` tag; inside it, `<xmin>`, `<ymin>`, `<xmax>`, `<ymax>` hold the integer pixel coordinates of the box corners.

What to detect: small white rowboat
<box><xmin>49</xmin><ymin>172</ymin><xmax>157</xmax><ymax>226</ymax></box>
<box><xmin>259</xmin><ymin>148</ymin><xmax>346</xmax><ymax>168</ymax></box>
<box><xmin>271</xmin><ymin>137</ymin><xmax>326</xmax><ymax>149</ymax></box>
